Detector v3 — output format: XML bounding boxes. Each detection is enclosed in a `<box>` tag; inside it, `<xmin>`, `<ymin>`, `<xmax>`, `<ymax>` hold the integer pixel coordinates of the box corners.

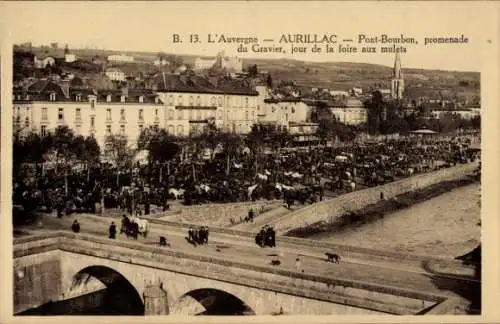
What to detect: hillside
<box><xmin>15</xmin><ymin>45</ymin><xmax>480</xmax><ymax>102</ymax></box>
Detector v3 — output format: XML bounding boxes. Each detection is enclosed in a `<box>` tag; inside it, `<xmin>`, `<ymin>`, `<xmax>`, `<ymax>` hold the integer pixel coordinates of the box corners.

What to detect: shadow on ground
<box><xmin>420</xmin><ymin>245</ymin><xmax>481</xmax><ymax>314</ymax></box>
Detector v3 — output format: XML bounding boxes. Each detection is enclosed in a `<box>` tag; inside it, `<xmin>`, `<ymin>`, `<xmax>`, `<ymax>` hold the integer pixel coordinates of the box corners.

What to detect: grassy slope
<box><xmin>23</xmin><ymin>46</ymin><xmax>480</xmax><ymax>100</ymax></box>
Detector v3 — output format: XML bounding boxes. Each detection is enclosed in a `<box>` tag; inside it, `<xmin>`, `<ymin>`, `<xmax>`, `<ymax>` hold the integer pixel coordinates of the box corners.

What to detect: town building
<box><xmin>330</xmin><ymin>98</ymin><xmax>368</xmax><ymax>125</ymax></box>
<box><xmin>391</xmin><ymin>52</ymin><xmax>405</xmax><ymax>100</ymax></box>
<box><xmin>194</xmin><ymin>51</ymin><xmax>243</xmax><ymax>73</ymax></box>
<box><xmin>34</xmin><ymin>56</ymin><xmax>56</xmax><ymax>69</ymax></box>
<box><xmin>105</xmin><ymin>68</ymin><xmax>126</xmax><ymax>82</ymax></box>
<box><xmin>13</xmin><ymin>80</ymin><xmax>164</xmax><ymax>150</ymax></box>
<box><xmin>153</xmin><ymin>58</ymin><xmax>169</xmax><ymax>66</ymax></box>
<box><xmin>65</xmin><ymin>54</ymin><xmax>76</xmax><ymax>63</ymax></box>
<box><xmin>155</xmin><ymin>74</ymin><xmax>259</xmax><ymax>136</ymax></box>
<box><xmin>255</xmin><ymin>86</ymin><xmax>313</xmax><ymax>131</ymax></box>
<box><xmin>107</xmin><ymin>54</ymin><xmax>135</xmax><ymax>63</ymax></box>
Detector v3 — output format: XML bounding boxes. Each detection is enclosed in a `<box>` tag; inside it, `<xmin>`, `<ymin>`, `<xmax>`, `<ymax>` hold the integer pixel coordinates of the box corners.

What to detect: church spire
<box><xmin>394</xmin><ymin>52</ymin><xmax>402</xmax><ymax>79</ymax></box>
<box><xmin>391</xmin><ymin>52</ymin><xmax>404</xmax><ymax>100</ymax></box>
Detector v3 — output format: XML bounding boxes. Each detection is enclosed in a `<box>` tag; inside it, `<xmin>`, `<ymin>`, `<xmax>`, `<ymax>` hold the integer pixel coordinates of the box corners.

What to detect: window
<box><xmin>218</xmin><ymin>96</ymin><xmax>223</xmax><ymax>106</ymax></box>
<box><xmin>25</xmin><ymin>117</ymin><xmax>30</xmax><ymax>128</ymax></box>
<box><xmin>155</xmin><ymin>109</ymin><xmax>158</xmax><ymax>117</ymax></box>
<box><xmin>211</xmin><ymin>96</ymin><xmax>216</xmax><ymax>106</ymax></box>
<box><xmin>189</xmin><ymin>96</ymin><xmax>194</xmax><ymax>105</ymax></box>
<box><xmin>90</xmin><ymin>98</ymin><xmax>95</xmax><ymax>109</ymax></box>
<box><xmin>58</xmin><ymin>108</ymin><xmax>64</xmax><ymax>120</ymax></box>
<box><xmin>41</xmin><ymin>125</ymin><xmax>47</xmax><ymax>136</ymax></box>
<box><xmin>177</xmin><ymin>109</ymin><xmax>183</xmax><ymax>120</ymax></box>
<box><xmin>90</xmin><ymin>116</ymin><xmax>95</xmax><ymax>128</ymax></box>
<box><xmin>120</xmin><ymin>108</ymin><xmax>125</xmax><ymax>121</ymax></box>
<box><xmin>168</xmin><ymin>95</ymin><xmax>174</xmax><ymax>105</ymax></box>
<box><xmin>177</xmin><ymin>125</ymin><xmax>183</xmax><ymax>136</ymax></box>
<box><xmin>76</xmin><ymin>94</ymin><xmax>82</xmax><ymax>102</ymax></box>
<box><xmin>251</xmin><ymin>111</ymin><xmax>254</xmax><ymax>120</ymax></box>
<box><xmin>245</xmin><ymin>110</ymin><xmax>249</xmax><ymax>120</ymax></box>
<box><xmin>292</xmin><ymin>107</ymin><xmax>295</xmax><ymax>113</ymax></box>
<box><xmin>189</xmin><ymin>109</ymin><xmax>194</xmax><ymax>120</ymax></box>
<box><xmin>245</xmin><ymin>97</ymin><xmax>249</xmax><ymax>108</ymax></box>
<box><xmin>121</xmin><ymin>95</ymin><xmax>126</xmax><ymax>103</ymax></box>
<box><xmin>257</xmin><ymin>105</ymin><xmax>260</xmax><ymax>111</ymax></box>
<box><xmin>196</xmin><ymin>109</ymin><xmax>201</xmax><ymax>120</ymax></box>
<box><xmin>168</xmin><ymin>125</ymin><xmax>174</xmax><ymax>134</ymax></box>
<box><xmin>106</xmin><ymin>125</ymin><xmax>111</xmax><ymax>135</ymax></box>
<box><xmin>75</xmin><ymin>125</ymin><xmax>81</xmax><ymax>135</ymax></box>
<box><xmin>107</xmin><ymin>95</ymin><xmax>112</xmax><ymax>102</ymax></box>
<box><xmin>139</xmin><ymin>124</ymin><xmax>143</xmax><ymax>131</ymax></box>
<box><xmin>106</xmin><ymin>108</ymin><xmax>112</xmax><ymax>120</ymax></box>
<box><xmin>139</xmin><ymin>109</ymin><xmax>144</xmax><ymax>121</ymax></box>
<box><xmin>218</xmin><ymin>110</ymin><xmax>223</xmax><ymax>120</ymax></box>
<box><xmin>168</xmin><ymin>109</ymin><xmax>174</xmax><ymax>120</ymax></box>
<box><xmin>50</xmin><ymin>93</ymin><xmax>56</xmax><ymax>101</ymax></box>
<box><xmin>120</xmin><ymin>124</ymin><xmax>125</xmax><ymax>134</ymax></box>
<box><xmin>25</xmin><ymin>95</ymin><xmax>30</xmax><ymax>101</ymax></box>
<box><xmin>177</xmin><ymin>95</ymin><xmax>183</xmax><ymax>105</ymax></box>
<box><xmin>138</xmin><ymin>96</ymin><xmax>143</xmax><ymax>103</ymax></box>
<box><xmin>42</xmin><ymin>108</ymin><xmax>48</xmax><ymax>121</ymax></box>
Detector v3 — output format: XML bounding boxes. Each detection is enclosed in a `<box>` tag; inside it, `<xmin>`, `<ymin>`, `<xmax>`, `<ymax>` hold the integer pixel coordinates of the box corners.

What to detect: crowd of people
<box><xmin>13</xmin><ymin>134</ymin><xmax>480</xmax><ymax>225</ymax></box>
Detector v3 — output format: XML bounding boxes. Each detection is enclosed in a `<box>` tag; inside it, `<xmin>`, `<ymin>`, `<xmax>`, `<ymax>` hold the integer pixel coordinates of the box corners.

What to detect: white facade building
<box><xmin>255</xmin><ymin>85</ymin><xmax>312</xmax><ymax>130</ymax></box>
<box><xmin>105</xmin><ymin>68</ymin><xmax>126</xmax><ymax>82</ymax></box>
<box><xmin>65</xmin><ymin>54</ymin><xmax>76</xmax><ymax>63</ymax></box>
<box><xmin>330</xmin><ymin>98</ymin><xmax>368</xmax><ymax>125</ymax></box>
<box><xmin>107</xmin><ymin>54</ymin><xmax>135</xmax><ymax>63</ymax></box>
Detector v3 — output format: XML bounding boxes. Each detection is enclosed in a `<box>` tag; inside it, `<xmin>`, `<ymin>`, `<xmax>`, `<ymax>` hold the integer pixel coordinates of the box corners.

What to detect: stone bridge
<box><xmin>13</xmin><ymin>231</ymin><xmax>465</xmax><ymax>316</ymax></box>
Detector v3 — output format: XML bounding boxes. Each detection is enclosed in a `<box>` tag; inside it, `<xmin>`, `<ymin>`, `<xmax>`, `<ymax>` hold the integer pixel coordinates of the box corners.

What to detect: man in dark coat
<box><xmin>72</xmin><ymin>220</ymin><xmax>80</xmax><ymax>233</ymax></box>
<box><xmin>248</xmin><ymin>208</ymin><xmax>254</xmax><ymax>222</ymax></box>
<box><xmin>109</xmin><ymin>222</ymin><xmax>117</xmax><ymax>239</ymax></box>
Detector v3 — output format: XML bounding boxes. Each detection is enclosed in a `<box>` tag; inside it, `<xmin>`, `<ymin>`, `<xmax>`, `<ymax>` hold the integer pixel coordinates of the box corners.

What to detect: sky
<box><xmin>2</xmin><ymin>1</ymin><xmax>499</xmax><ymax>72</ymax></box>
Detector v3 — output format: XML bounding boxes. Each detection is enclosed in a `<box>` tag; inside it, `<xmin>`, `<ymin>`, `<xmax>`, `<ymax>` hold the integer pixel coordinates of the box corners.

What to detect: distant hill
<box><xmin>15</xmin><ymin>44</ymin><xmax>480</xmax><ymax>102</ymax></box>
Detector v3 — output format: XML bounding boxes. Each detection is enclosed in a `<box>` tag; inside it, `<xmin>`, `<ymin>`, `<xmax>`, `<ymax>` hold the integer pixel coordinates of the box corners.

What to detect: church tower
<box><xmin>391</xmin><ymin>52</ymin><xmax>404</xmax><ymax>100</ymax></box>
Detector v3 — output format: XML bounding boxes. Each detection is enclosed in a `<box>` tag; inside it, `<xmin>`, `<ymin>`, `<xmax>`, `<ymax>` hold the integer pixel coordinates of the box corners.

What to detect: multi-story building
<box><xmin>255</xmin><ymin>85</ymin><xmax>313</xmax><ymax>130</ymax></box>
<box><xmin>105</xmin><ymin>68</ymin><xmax>126</xmax><ymax>82</ymax></box>
<box><xmin>155</xmin><ymin>74</ymin><xmax>259</xmax><ymax>136</ymax></box>
<box><xmin>330</xmin><ymin>98</ymin><xmax>368</xmax><ymax>125</ymax></box>
<box><xmin>13</xmin><ymin>75</ymin><xmax>260</xmax><ymax>152</ymax></box>
<box><xmin>13</xmin><ymin>80</ymin><xmax>164</xmax><ymax>150</ymax></box>
<box><xmin>107</xmin><ymin>54</ymin><xmax>134</xmax><ymax>63</ymax></box>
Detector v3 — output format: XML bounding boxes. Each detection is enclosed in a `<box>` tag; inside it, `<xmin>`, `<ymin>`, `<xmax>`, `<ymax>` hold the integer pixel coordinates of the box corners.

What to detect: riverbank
<box><xmin>286</xmin><ymin>176</ymin><xmax>479</xmax><ymax>248</ymax></box>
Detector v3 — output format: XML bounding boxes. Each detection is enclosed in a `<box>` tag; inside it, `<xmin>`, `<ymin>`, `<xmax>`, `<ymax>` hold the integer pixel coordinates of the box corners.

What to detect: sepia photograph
<box><xmin>2</xmin><ymin>1</ymin><xmax>499</xmax><ymax>321</ymax></box>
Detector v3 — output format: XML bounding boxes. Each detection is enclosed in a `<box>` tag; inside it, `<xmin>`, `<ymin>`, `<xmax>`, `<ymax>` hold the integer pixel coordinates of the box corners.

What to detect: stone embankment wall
<box><xmin>158</xmin><ymin>200</ymin><xmax>283</xmax><ymax>227</ymax></box>
<box><xmin>271</xmin><ymin>163</ymin><xmax>478</xmax><ymax>235</ymax></box>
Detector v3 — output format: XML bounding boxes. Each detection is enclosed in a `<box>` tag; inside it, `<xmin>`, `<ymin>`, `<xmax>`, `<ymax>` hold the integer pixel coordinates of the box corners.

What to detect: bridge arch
<box><xmin>70</xmin><ymin>265</ymin><xmax>145</xmax><ymax>315</ymax></box>
<box><xmin>170</xmin><ymin>288</ymin><xmax>255</xmax><ymax>315</ymax></box>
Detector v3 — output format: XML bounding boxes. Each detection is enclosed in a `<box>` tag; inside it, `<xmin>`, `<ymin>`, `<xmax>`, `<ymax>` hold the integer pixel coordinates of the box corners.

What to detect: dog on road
<box><xmin>325</xmin><ymin>252</ymin><xmax>340</xmax><ymax>263</ymax></box>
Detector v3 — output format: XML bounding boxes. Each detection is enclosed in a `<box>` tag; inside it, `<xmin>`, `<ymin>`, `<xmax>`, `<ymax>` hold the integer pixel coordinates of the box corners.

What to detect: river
<box><xmin>310</xmin><ymin>183</ymin><xmax>481</xmax><ymax>258</ymax></box>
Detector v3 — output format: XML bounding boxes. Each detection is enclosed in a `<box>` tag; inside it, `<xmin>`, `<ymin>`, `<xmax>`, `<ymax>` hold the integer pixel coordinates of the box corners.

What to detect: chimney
<box><xmin>60</xmin><ymin>79</ymin><xmax>70</xmax><ymax>99</ymax></box>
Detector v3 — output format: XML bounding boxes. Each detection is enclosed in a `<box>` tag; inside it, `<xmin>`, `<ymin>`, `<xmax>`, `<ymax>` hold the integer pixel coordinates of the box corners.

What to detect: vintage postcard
<box><xmin>1</xmin><ymin>1</ymin><xmax>499</xmax><ymax>323</ymax></box>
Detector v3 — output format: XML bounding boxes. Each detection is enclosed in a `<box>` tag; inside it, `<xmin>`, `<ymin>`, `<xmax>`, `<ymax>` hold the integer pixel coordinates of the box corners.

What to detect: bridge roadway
<box><xmin>22</xmin><ymin>211</ymin><xmax>478</xmax><ymax>303</ymax></box>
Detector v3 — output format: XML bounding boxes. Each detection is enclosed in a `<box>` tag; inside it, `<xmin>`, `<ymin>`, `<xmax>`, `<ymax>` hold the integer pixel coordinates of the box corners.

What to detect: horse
<box><xmin>130</xmin><ymin>216</ymin><xmax>149</xmax><ymax>238</ymax></box>
<box><xmin>169</xmin><ymin>188</ymin><xmax>185</xmax><ymax>200</ymax></box>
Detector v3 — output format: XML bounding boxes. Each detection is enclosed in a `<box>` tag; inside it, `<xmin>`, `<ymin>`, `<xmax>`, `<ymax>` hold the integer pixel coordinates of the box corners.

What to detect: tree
<box><xmin>138</xmin><ymin>127</ymin><xmax>180</xmax><ymax>164</ymax></box>
<box><xmin>364</xmin><ymin>90</ymin><xmax>385</xmax><ymax>134</ymax></box>
<box><xmin>247</xmin><ymin>64</ymin><xmax>258</xmax><ymax>77</ymax></box>
<box><xmin>103</xmin><ymin>134</ymin><xmax>134</xmax><ymax>169</ymax></box>
<box><xmin>266</xmin><ymin>74</ymin><xmax>273</xmax><ymax>88</ymax></box>
<box><xmin>471</xmin><ymin>116</ymin><xmax>481</xmax><ymax>129</ymax></box>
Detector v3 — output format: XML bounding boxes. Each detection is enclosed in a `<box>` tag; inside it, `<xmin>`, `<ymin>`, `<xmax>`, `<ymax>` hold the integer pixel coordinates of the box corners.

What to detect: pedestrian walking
<box><xmin>295</xmin><ymin>257</ymin><xmax>301</xmax><ymax>272</ymax></box>
<box><xmin>72</xmin><ymin>220</ymin><xmax>80</xmax><ymax>233</ymax></box>
<box><xmin>109</xmin><ymin>222</ymin><xmax>117</xmax><ymax>239</ymax></box>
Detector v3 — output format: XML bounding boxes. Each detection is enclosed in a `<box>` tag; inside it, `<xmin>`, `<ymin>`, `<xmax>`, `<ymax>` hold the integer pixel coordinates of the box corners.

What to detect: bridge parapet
<box><xmin>14</xmin><ymin>231</ymin><xmax>447</xmax><ymax>315</ymax></box>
